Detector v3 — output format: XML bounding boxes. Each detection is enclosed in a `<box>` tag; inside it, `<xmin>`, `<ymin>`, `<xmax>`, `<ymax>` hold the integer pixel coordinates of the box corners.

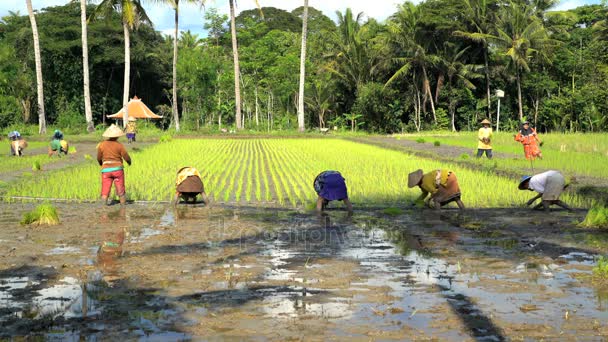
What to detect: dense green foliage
<box><xmin>1</xmin><ymin>0</ymin><xmax>607</xmax><ymax>133</ymax></box>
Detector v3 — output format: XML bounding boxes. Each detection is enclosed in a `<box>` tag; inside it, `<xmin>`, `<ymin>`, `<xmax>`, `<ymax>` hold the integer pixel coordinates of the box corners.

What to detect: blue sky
<box><xmin>1</xmin><ymin>0</ymin><xmax>602</xmax><ymax>37</ymax></box>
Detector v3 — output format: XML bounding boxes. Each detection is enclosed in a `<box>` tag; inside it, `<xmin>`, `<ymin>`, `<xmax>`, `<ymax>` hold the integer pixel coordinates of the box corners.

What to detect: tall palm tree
<box><xmin>153</xmin><ymin>0</ymin><xmax>203</xmax><ymax>132</ymax></box>
<box><xmin>490</xmin><ymin>1</ymin><xmax>555</xmax><ymax>120</ymax></box>
<box><xmin>81</xmin><ymin>0</ymin><xmax>94</xmax><ymax>132</ymax></box>
<box><xmin>25</xmin><ymin>0</ymin><xmax>46</xmax><ymax>134</ymax></box>
<box><xmin>454</xmin><ymin>0</ymin><xmax>495</xmax><ymax>118</ymax></box>
<box><xmin>296</xmin><ymin>0</ymin><xmax>309</xmax><ymax>132</ymax></box>
<box><xmin>94</xmin><ymin>0</ymin><xmax>150</xmax><ymax>127</ymax></box>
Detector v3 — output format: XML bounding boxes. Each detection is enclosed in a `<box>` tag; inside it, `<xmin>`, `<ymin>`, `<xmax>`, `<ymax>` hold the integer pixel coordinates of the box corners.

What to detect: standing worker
<box><xmin>8</xmin><ymin>131</ymin><xmax>27</xmax><ymax>156</ymax></box>
<box><xmin>125</xmin><ymin>117</ymin><xmax>137</xmax><ymax>144</ymax></box>
<box><xmin>314</xmin><ymin>171</ymin><xmax>353</xmax><ymax>213</ymax></box>
<box><xmin>408</xmin><ymin>169</ymin><xmax>465</xmax><ymax>210</ymax></box>
<box><xmin>518</xmin><ymin>170</ymin><xmax>571</xmax><ymax>211</ymax></box>
<box><xmin>49</xmin><ymin>129</ymin><xmax>69</xmax><ymax>157</ymax></box>
<box><xmin>515</xmin><ymin>120</ymin><xmax>543</xmax><ymax>160</ymax></box>
<box><xmin>97</xmin><ymin>124</ymin><xmax>132</xmax><ymax>206</ymax></box>
<box><xmin>174</xmin><ymin>167</ymin><xmax>210</xmax><ymax>206</ymax></box>
<box><xmin>477</xmin><ymin>119</ymin><xmax>493</xmax><ymax>159</ymax></box>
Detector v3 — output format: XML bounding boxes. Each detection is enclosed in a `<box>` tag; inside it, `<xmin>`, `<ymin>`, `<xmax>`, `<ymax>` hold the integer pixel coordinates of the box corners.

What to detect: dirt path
<box><xmin>1</xmin><ymin>203</ymin><xmax>607</xmax><ymax>340</ymax></box>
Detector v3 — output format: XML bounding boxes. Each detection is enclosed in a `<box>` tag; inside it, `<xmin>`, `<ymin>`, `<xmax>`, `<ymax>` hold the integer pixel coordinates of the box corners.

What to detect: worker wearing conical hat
<box><xmin>518</xmin><ymin>170</ymin><xmax>571</xmax><ymax>211</ymax></box>
<box><xmin>477</xmin><ymin>118</ymin><xmax>493</xmax><ymax>159</ymax></box>
<box><xmin>174</xmin><ymin>167</ymin><xmax>209</xmax><ymax>206</ymax></box>
<box><xmin>97</xmin><ymin>124</ymin><xmax>131</xmax><ymax>206</ymax></box>
<box><xmin>408</xmin><ymin>169</ymin><xmax>465</xmax><ymax>210</ymax></box>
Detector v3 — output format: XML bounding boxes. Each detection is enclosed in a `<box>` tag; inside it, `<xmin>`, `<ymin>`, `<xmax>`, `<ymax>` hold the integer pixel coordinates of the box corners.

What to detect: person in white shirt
<box><xmin>518</xmin><ymin>170</ymin><xmax>571</xmax><ymax>211</ymax></box>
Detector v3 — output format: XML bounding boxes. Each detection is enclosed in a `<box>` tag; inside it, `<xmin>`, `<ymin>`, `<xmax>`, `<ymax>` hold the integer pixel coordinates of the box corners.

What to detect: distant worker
<box><xmin>125</xmin><ymin>117</ymin><xmax>137</xmax><ymax>144</ymax></box>
<box><xmin>8</xmin><ymin>131</ymin><xmax>27</xmax><ymax>156</ymax></box>
<box><xmin>518</xmin><ymin>170</ymin><xmax>571</xmax><ymax>211</ymax></box>
<box><xmin>515</xmin><ymin>120</ymin><xmax>542</xmax><ymax>160</ymax></box>
<box><xmin>314</xmin><ymin>171</ymin><xmax>353</xmax><ymax>213</ymax></box>
<box><xmin>174</xmin><ymin>167</ymin><xmax>209</xmax><ymax>206</ymax></box>
<box><xmin>49</xmin><ymin>130</ymin><xmax>69</xmax><ymax>157</ymax></box>
<box><xmin>97</xmin><ymin>124</ymin><xmax>131</xmax><ymax>206</ymax></box>
<box><xmin>477</xmin><ymin>119</ymin><xmax>493</xmax><ymax>159</ymax></box>
<box><xmin>408</xmin><ymin>169</ymin><xmax>465</xmax><ymax>210</ymax></box>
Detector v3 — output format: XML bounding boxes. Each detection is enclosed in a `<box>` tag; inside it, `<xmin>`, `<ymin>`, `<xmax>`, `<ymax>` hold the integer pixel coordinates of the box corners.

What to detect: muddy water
<box><xmin>1</xmin><ymin>203</ymin><xmax>608</xmax><ymax>340</ymax></box>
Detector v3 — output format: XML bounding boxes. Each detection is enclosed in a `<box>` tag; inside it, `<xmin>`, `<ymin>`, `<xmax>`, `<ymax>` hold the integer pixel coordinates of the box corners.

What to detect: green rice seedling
<box><xmin>579</xmin><ymin>204</ymin><xmax>608</xmax><ymax>228</ymax></box>
<box><xmin>383</xmin><ymin>207</ymin><xmax>403</xmax><ymax>216</ymax></box>
<box><xmin>69</xmin><ymin>147</ymin><xmax>77</xmax><ymax>154</ymax></box>
<box><xmin>593</xmin><ymin>256</ymin><xmax>608</xmax><ymax>283</ymax></box>
<box><xmin>434</xmin><ymin>141</ymin><xmax>441</xmax><ymax>147</ymax></box>
<box><xmin>416</xmin><ymin>138</ymin><xmax>426</xmax><ymax>144</ymax></box>
<box><xmin>21</xmin><ymin>203</ymin><xmax>60</xmax><ymax>226</ymax></box>
<box><xmin>159</xmin><ymin>134</ymin><xmax>173</xmax><ymax>143</ymax></box>
<box><xmin>460</xmin><ymin>153</ymin><xmax>470</xmax><ymax>160</ymax></box>
<box><xmin>32</xmin><ymin>160</ymin><xmax>41</xmax><ymax>172</ymax></box>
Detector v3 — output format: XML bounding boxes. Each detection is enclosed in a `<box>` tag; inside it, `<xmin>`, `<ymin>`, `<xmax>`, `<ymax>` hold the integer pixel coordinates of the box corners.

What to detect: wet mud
<box><xmin>1</xmin><ymin>203</ymin><xmax>608</xmax><ymax>340</ymax></box>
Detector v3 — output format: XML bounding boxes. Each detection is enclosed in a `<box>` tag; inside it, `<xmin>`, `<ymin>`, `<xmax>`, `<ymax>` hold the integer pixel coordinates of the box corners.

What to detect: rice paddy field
<box><xmin>398</xmin><ymin>132</ymin><xmax>608</xmax><ymax>179</ymax></box>
<box><xmin>2</xmin><ymin>138</ymin><xmax>587</xmax><ymax>208</ymax></box>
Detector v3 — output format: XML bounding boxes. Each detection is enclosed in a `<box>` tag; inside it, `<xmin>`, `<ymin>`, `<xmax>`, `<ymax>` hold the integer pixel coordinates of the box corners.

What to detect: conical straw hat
<box><xmin>481</xmin><ymin>119</ymin><xmax>491</xmax><ymax>125</ymax></box>
<box><xmin>408</xmin><ymin>169</ymin><xmax>424</xmax><ymax>188</ymax></box>
<box><xmin>102</xmin><ymin>124</ymin><xmax>125</xmax><ymax>138</ymax></box>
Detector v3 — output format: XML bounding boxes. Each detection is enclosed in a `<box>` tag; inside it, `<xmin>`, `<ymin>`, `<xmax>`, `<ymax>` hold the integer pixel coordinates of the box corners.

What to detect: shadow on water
<box><xmin>2</xmin><ymin>204</ymin><xmax>608</xmax><ymax>339</ymax></box>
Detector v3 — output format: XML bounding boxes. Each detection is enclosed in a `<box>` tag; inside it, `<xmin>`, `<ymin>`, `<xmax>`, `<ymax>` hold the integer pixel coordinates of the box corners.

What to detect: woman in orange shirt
<box><xmin>515</xmin><ymin>120</ymin><xmax>542</xmax><ymax>160</ymax></box>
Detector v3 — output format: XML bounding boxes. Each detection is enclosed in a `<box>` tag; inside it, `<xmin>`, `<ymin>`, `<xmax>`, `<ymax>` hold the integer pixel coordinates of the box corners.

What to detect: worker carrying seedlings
<box><xmin>174</xmin><ymin>167</ymin><xmax>209</xmax><ymax>206</ymax></box>
<box><xmin>408</xmin><ymin>169</ymin><xmax>465</xmax><ymax>210</ymax></box>
<box><xmin>477</xmin><ymin>119</ymin><xmax>493</xmax><ymax>159</ymax></box>
<box><xmin>97</xmin><ymin>124</ymin><xmax>131</xmax><ymax>206</ymax></box>
<box><xmin>125</xmin><ymin>117</ymin><xmax>137</xmax><ymax>144</ymax></box>
<box><xmin>314</xmin><ymin>170</ymin><xmax>353</xmax><ymax>213</ymax></box>
<box><xmin>518</xmin><ymin>170</ymin><xmax>571</xmax><ymax>211</ymax></box>
<box><xmin>49</xmin><ymin>130</ymin><xmax>69</xmax><ymax>157</ymax></box>
<box><xmin>8</xmin><ymin>131</ymin><xmax>27</xmax><ymax>156</ymax></box>
<box><xmin>515</xmin><ymin>120</ymin><xmax>543</xmax><ymax>160</ymax></box>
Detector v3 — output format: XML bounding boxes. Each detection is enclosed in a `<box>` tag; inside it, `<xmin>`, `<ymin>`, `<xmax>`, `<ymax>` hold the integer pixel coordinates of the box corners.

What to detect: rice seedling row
<box><xmin>2</xmin><ymin>139</ymin><xmax>588</xmax><ymax>208</ymax></box>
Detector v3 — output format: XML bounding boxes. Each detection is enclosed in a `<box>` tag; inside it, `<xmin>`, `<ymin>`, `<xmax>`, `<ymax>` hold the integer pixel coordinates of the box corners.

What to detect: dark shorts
<box><xmin>126</xmin><ymin>133</ymin><xmax>136</xmax><ymax>140</ymax></box>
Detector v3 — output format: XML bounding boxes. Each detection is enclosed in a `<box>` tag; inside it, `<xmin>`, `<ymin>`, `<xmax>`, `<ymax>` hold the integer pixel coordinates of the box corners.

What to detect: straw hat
<box><xmin>408</xmin><ymin>169</ymin><xmax>424</xmax><ymax>188</ymax></box>
<box><xmin>518</xmin><ymin>175</ymin><xmax>532</xmax><ymax>190</ymax></box>
<box><xmin>481</xmin><ymin>119</ymin><xmax>491</xmax><ymax>125</ymax></box>
<box><xmin>102</xmin><ymin>124</ymin><xmax>125</xmax><ymax>138</ymax></box>
<box><xmin>128</xmin><ymin>117</ymin><xmax>137</xmax><ymax>122</ymax></box>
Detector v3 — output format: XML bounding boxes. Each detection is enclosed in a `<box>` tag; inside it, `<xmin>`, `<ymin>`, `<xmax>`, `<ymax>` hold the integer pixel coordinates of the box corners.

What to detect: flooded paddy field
<box><xmin>1</xmin><ymin>202</ymin><xmax>608</xmax><ymax>340</ymax></box>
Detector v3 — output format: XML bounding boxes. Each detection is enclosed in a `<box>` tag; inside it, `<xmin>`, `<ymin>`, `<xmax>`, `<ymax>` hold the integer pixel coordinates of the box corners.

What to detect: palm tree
<box><xmin>229</xmin><ymin>0</ymin><xmax>242</xmax><ymax>129</ymax></box>
<box><xmin>94</xmin><ymin>0</ymin><xmax>151</xmax><ymax>127</ymax></box>
<box><xmin>385</xmin><ymin>2</ymin><xmax>438</xmax><ymax>124</ymax></box>
<box><xmin>25</xmin><ymin>0</ymin><xmax>46</xmax><ymax>134</ymax></box>
<box><xmin>454</xmin><ymin>0</ymin><xmax>495</xmax><ymax>118</ymax></box>
<box><xmin>154</xmin><ymin>0</ymin><xmax>203</xmax><ymax>132</ymax></box>
<box><xmin>81</xmin><ymin>0</ymin><xmax>94</xmax><ymax>132</ymax></box>
<box><xmin>296</xmin><ymin>0</ymin><xmax>309</xmax><ymax>132</ymax></box>
<box><xmin>490</xmin><ymin>1</ymin><xmax>555</xmax><ymax>120</ymax></box>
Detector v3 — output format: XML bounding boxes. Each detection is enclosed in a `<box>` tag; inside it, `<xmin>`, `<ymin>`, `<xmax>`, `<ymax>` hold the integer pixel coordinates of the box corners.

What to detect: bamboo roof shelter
<box><xmin>106</xmin><ymin>96</ymin><xmax>163</xmax><ymax>120</ymax></box>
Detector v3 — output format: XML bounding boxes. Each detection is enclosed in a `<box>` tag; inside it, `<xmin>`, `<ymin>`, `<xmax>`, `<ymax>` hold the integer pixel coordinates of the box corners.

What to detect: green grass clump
<box><xmin>579</xmin><ymin>204</ymin><xmax>608</xmax><ymax>228</ymax></box>
<box><xmin>416</xmin><ymin>138</ymin><xmax>426</xmax><ymax>144</ymax></box>
<box><xmin>433</xmin><ymin>141</ymin><xmax>441</xmax><ymax>147</ymax></box>
<box><xmin>20</xmin><ymin>203</ymin><xmax>60</xmax><ymax>226</ymax></box>
<box><xmin>593</xmin><ymin>256</ymin><xmax>608</xmax><ymax>283</ymax></box>
<box><xmin>460</xmin><ymin>153</ymin><xmax>470</xmax><ymax>160</ymax></box>
<box><xmin>159</xmin><ymin>134</ymin><xmax>173</xmax><ymax>143</ymax></box>
<box><xmin>32</xmin><ymin>160</ymin><xmax>41</xmax><ymax>171</ymax></box>
<box><xmin>383</xmin><ymin>207</ymin><xmax>404</xmax><ymax>216</ymax></box>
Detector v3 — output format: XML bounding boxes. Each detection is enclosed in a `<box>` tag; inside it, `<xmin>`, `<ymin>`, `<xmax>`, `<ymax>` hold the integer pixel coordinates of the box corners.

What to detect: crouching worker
<box><xmin>408</xmin><ymin>169</ymin><xmax>465</xmax><ymax>210</ymax></box>
<box><xmin>174</xmin><ymin>167</ymin><xmax>209</xmax><ymax>206</ymax></box>
<box><xmin>518</xmin><ymin>170</ymin><xmax>571</xmax><ymax>211</ymax></box>
<box><xmin>314</xmin><ymin>171</ymin><xmax>353</xmax><ymax>213</ymax></box>
<box><xmin>97</xmin><ymin>124</ymin><xmax>131</xmax><ymax>206</ymax></box>
<box><xmin>49</xmin><ymin>138</ymin><xmax>69</xmax><ymax>157</ymax></box>
<box><xmin>8</xmin><ymin>131</ymin><xmax>27</xmax><ymax>156</ymax></box>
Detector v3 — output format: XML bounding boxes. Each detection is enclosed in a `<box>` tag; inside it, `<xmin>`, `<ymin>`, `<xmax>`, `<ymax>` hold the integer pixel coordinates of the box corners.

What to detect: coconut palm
<box><xmin>25</xmin><ymin>0</ymin><xmax>46</xmax><ymax>134</ymax></box>
<box><xmin>80</xmin><ymin>0</ymin><xmax>94</xmax><ymax>132</ymax></box>
<box><xmin>93</xmin><ymin>0</ymin><xmax>151</xmax><ymax>127</ymax></box>
<box><xmin>296</xmin><ymin>0</ymin><xmax>308</xmax><ymax>132</ymax></box>
<box><xmin>490</xmin><ymin>1</ymin><xmax>555</xmax><ymax>120</ymax></box>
